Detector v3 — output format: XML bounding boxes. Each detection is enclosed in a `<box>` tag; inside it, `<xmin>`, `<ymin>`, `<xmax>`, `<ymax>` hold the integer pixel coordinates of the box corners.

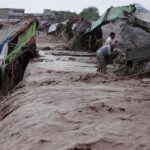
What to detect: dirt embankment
<box><xmin>0</xmin><ymin>35</ymin><xmax>150</xmax><ymax>150</ymax></box>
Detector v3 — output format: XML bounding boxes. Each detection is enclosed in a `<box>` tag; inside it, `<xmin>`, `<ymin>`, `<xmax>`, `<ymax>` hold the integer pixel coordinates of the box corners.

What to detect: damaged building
<box><xmin>91</xmin><ymin>4</ymin><xmax>150</xmax><ymax>75</ymax></box>
<box><xmin>0</xmin><ymin>19</ymin><xmax>38</xmax><ymax>93</ymax></box>
<box><xmin>66</xmin><ymin>4</ymin><xmax>150</xmax><ymax>76</ymax></box>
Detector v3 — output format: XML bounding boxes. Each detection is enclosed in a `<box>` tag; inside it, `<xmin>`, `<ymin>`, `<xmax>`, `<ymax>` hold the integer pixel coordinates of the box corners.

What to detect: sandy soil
<box><xmin>0</xmin><ymin>34</ymin><xmax>150</xmax><ymax>150</ymax></box>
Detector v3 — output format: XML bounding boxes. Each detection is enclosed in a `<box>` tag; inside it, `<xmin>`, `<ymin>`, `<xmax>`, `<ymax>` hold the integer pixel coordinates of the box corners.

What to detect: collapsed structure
<box><xmin>91</xmin><ymin>4</ymin><xmax>150</xmax><ymax>75</ymax></box>
<box><xmin>64</xmin><ymin>4</ymin><xmax>150</xmax><ymax>75</ymax></box>
<box><xmin>62</xmin><ymin>16</ymin><xmax>91</xmax><ymax>49</ymax></box>
<box><xmin>0</xmin><ymin>4</ymin><xmax>148</xmax><ymax>91</ymax></box>
<box><xmin>0</xmin><ymin>19</ymin><xmax>37</xmax><ymax>93</ymax></box>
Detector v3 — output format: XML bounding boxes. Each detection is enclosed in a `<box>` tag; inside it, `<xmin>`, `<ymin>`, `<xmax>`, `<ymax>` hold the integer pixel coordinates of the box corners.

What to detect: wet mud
<box><xmin>0</xmin><ymin>34</ymin><xmax>150</xmax><ymax>150</ymax></box>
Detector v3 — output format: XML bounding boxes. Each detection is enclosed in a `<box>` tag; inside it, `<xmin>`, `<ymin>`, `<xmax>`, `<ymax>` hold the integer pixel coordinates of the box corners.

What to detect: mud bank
<box><xmin>0</xmin><ymin>35</ymin><xmax>150</xmax><ymax>150</ymax></box>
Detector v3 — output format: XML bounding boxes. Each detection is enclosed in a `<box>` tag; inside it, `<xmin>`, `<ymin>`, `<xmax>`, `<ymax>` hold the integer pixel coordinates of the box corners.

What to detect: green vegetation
<box><xmin>79</xmin><ymin>7</ymin><xmax>100</xmax><ymax>21</ymax></box>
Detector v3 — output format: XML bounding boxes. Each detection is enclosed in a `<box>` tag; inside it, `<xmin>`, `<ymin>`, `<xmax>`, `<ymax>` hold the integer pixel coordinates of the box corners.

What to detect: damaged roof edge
<box><xmin>90</xmin><ymin>4</ymin><xmax>136</xmax><ymax>31</ymax></box>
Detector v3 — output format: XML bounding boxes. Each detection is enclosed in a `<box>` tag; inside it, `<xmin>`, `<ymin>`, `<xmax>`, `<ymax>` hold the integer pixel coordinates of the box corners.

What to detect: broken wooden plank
<box><xmin>127</xmin><ymin>70</ymin><xmax>150</xmax><ymax>78</ymax></box>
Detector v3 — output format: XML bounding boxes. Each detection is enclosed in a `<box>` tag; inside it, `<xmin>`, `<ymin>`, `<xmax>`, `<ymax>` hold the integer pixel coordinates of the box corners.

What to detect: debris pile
<box><xmin>62</xmin><ymin>17</ymin><xmax>91</xmax><ymax>50</ymax></box>
<box><xmin>60</xmin><ymin>4</ymin><xmax>150</xmax><ymax>76</ymax></box>
<box><xmin>0</xmin><ymin>19</ymin><xmax>38</xmax><ymax>93</ymax></box>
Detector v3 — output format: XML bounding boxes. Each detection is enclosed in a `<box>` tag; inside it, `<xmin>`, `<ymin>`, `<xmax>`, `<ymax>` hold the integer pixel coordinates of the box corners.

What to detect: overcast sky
<box><xmin>0</xmin><ymin>0</ymin><xmax>150</xmax><ymax>14</ymax></box>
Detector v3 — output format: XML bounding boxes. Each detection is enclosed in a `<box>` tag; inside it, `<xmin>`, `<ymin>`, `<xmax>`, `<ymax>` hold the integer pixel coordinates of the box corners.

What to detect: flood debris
<box><xmin>60</xmin><ymin>4</ymin><xmax>150</xmax><ymax>76</ymax></box>
<box><xmin>0</xmin><ymin>19</ymin><xmax>38</xmax><ymax>94</ymax></box>
<box><xmin>41</xmin><ymin>46</ymin><xmax>52</xmax><ymax>50</ymax></box>
<box><xmin>90</xmin><ymin>4</ymin><xmax>150</xmax><ymax>76</ymax></box>
<box><xmin>0</xmin><ymin>3</ymin><xmax>149</xmax><ymax>150</ymax></box>
<box><xmin>48</xmin><ymin>23</ymin><xmax>65</xmax><ymax>36</ymax></box>
<box><xmin>0</xmin><ymin>29</ymin><xmax>149</xmax><ymax>150</ymax></box>
<box><xmin>62</xmin><ymin>16</ymin><xmax>92</xmax><ymax>50</ymax></box>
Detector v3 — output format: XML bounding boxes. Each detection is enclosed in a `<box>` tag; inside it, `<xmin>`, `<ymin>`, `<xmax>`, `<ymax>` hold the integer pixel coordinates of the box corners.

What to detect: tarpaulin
<box><xmin>91</xmin><ymin>5</ymin><xmax>136</xmax><ymax>31</ymax></box>
<box><xmin>101</xmin><ymin>20</ymin><xmax>150</xmax><ymax>50</ymax></box>
<box><xmin>5</xmin><ymin>21</ymin><xmax>36</xmax><ymax>63</ymax></box>
<box><xmin>0</xmin><ymin>24</ymin><xmax>21</xmax><ymax>54</ymax></box>
<box><xmin>0</xmin><ymin>37</ymin><xmax>10</xmax><ymax>54</ymax></box>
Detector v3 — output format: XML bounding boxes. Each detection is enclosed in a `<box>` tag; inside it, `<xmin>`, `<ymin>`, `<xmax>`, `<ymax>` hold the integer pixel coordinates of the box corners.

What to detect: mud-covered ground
<box><xmin>0</xmin><ymin>34</ymin><xmax>150</xmax><ymax>150</ymax></box>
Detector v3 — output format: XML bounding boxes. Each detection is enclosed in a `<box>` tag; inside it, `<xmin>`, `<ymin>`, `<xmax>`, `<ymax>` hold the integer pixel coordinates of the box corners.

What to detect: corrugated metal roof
<box><xmin>91</xmin><ymin>5</ymin><xmax>135</xmax><ymax>31</ymax></box>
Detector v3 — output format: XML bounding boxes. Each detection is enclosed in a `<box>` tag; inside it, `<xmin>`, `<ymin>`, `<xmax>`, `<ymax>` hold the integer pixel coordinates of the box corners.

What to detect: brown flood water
<box><xmin>0</xmin><ymin>34</ymin><xmax>150</xmax><ymax>150</ymax></box>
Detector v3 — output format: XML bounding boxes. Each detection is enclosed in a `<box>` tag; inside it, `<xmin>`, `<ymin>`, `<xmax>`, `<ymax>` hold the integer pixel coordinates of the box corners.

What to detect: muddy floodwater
<box><xmin>0</xmin><ymin>34</ymin><xmax>150</xmax><ymax>150</ymax></box>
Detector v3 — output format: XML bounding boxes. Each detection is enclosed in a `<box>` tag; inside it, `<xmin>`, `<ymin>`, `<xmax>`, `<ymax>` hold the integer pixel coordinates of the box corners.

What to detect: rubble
<box><xmin>66</xmin><ymin>4</ymin><xmax>150</xmax><ymax>76</ymax></box>
<box><xmin>0</xmin><ymin>19</ymin><xmax>38</xmax><ymax>94</ymax></box>
<box><xmin>62</xmin><ymin>17</ymin><xmax>91</xmax><ymax>50</ymax></box>
<box><xmin>0</xmin><ymin>3</ymin><xmax>149</xmax><ymax>150</ymax></box>
<box><xmin>0</xmin><ymin>35</ymin><xmax>149</xmax><ymax>150</ymax></box>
